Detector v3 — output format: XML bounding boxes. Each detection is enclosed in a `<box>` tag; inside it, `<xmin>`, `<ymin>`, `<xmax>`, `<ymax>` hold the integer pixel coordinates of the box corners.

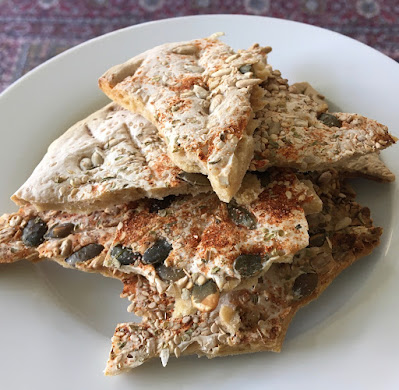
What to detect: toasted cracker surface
<box><xmin>99</xmin><ymin>37</ymin><xmax>272</xmax><ymax>202</ymax></box>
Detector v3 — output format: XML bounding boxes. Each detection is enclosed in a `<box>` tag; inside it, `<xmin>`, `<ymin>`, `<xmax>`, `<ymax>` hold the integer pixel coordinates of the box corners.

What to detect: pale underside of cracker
<box><xmin>99</xmin><ymin>36</ymin><xmax>272</xmax><ymax>202</ymax></box>
<box><xmin>105</xmin><ymin>172</ymin><xmax>382</xmax><ymax>375</ymax></box>
<box><xmin>343</xmin><ymin>153</ymin><xmax>395</xmax><ymax>182</ymax></box>
<box><xmin>12</xmin><ymin>103</ymin><xmax>210</xmax><ymax>213</ymax></box>
<box><xmin>102</xmin><ymin>170</ymin><xmax>321</xmax><ymax>295</ymax></box>
<box><xmin>250</xmin><ymin>75</ymin><xmax>396</xmax><ymax>174</ymax></box>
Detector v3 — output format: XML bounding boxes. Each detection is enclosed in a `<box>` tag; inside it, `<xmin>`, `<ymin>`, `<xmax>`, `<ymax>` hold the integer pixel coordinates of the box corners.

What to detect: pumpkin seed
<box><xmin>293</xmin><ymin>272</ymin><xmax>318</xmax><ymax>298</ymax></box>
<box><xmin>111</xmin><ymin>244</ymin><xmax>141</xmax><ymax>265</ymax></box>
<box><xmin>46</xmin><ymin>223</ymin><xmax>74</xmax><ymax>239</ymax></box>
<box><xmin>239</xmin><ymin>64</ymin><xmax>252</xmax><ymax>74</ymax></box>
<box><xmin>149</xmin><ymin>196</ymin><xmax>175</xmax><ymax>213</ymax></box>
<box><xmin>155</xmin><ymin>264</ymin><xmax>185</xmax><ymax>282</ymax></box>
<box><xmin>227</xmin><ymin>203</ymin><xmax>257</xmax><ymax>230</ymax></box>
<box><xmin>308</xmin><ymin>232</ymin><xmax>326</xmax><ymax>247</ymax></box>
<box><xmin>192</xmin><ymin>280</ymin><xmax>219</xmax><ymax>312</ymax></box>
<box><xmin>318</xmin><ymin>113</ymin><xmax>342</xmax><ymax>128</ymax></box>
<box><xmin>65</xmin><ymin>243</ymin><xmax>104</xmax><ymax>265</ymax></box>
<box><xmin>177</xmin><ymin>172</ymin><xmax>210</xmax><ymax>186</ymax></box>
<box><xmin>234</xmin><ymin>254</ymin><xmax>263</xmax><ymax>277</ymax></box>
<box><xmin>256</xmin><ymin>171</ymin><xmax>271</xmax><ymax>187</ymax></box>
<box><xmin>192</xmin><ymin>280</ymin><xmax>217</xmax><ymax>302</ymax></box>
<box><xmin>22</xmin><ymin>218</ymin><xmax>48</xmax><ymax>247</ymax></box>
<box><xmin>142</xmin><ymin>238</ymin><xmax>172</xmax><ymax>265</ymax></box>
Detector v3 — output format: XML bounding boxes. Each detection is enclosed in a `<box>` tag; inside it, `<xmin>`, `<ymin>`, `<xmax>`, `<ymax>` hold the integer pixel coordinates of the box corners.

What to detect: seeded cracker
<box><xmin>250</xmin><ymin>74</ymin><xmax>396</xmax><ymax>173</ymax></box>
<box><xmin>99</xmin><ymin>35</ymin><xmax>271</xmax><ymax>202</ymax></box>
<box><xmin>0</xmin><ymin>36</ymin><xmax>395</xmax><ymax>377</ymax></box>
<box><xmin>0</xmin><ymin>171</ymin><xmax>321</xmax><ymax>296</ymax></box>
<box><xmin>0</xmin><ymin>204</ymin><xmax>129</xmax><ymax>278</ymax></box>
<box><xmin>102</xmin><ymin>170</ymin><xmax>321</xmax><ymax>295</ymax></box>
<box><xmin>280</xmin><ymin>82</ymin><xmax>395</xmax><ymax>182</ymax></box>
<box><xmin>12</xmin><ymin>103</ymin><xmax>211</xmax><ymax>213</ymax></box>
<box><xmin>104</xmin><ymin>171</ymin><xmax>382</xmax><ymax>374</ymax></box>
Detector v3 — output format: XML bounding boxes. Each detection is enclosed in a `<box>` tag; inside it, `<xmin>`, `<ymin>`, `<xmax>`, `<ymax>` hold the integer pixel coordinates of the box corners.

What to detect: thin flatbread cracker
<box><xmin>12</xmin><ymin>103</ymin><xmax>210</xmax><ymax>213</ymax></box>
<box><xmin>0</xmin><ymin>204</ymin><xmax>128</xmax><ymax>279</ymax></box>
<box><xmin>1</xmin><ymin>172</ymin><xmax>321</xmax><ymax>297</ymax></box>
<box><xmin>250</xmin><ymin>73</ymin><xmax>396</xmax><ymax>172</ymax></box>
<box><xmin>105</xmin><ymin>171</ymin><xmax>382</xmax><ymax>374</ymax></box>
<box><xmin>99</xmin><ymin>36</ymin><xmax>271</xmax><ymax>202</ymax></box>
<box><xmin>288</xmin><ymin>82</ymin><xmax>395</xmax><ymax>182</ymax></box>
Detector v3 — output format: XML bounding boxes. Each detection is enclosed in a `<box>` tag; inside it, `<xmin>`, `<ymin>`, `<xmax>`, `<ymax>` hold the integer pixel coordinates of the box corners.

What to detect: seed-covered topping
<box><xmin>111</xmin><ymin>245</ymin><xmax>142</xmax><ymax>265</ymax></box>
<box><xmin>65</xmin><ymin>243</ymin><xmax>104</xmax><ymax>265</ymax></box>
<box><xmin>192</xmin><ymin>280</ymin><xmax>219</xmax><ymax>312</ymax></box>
<box><xmin>292</xmin><ymin>272</ymin><xmax>318</xmax><ymax>299</ymax></box>
<box><xmin>149</xmin><ymin>196</ymin><xmax>175</xmax><ymax>214</ymax></box>
<box><xmin>46</xmin><ymin>223</ymin><xmax>75</xmax><ymax>239</ymax></box>
<box><xmin>227</xmin><ymin>203</ymin><xmax>257</xmax><ymax>230</ymax></box>
<box><xmin>318</xmin><ymin>113</ymin><xmax>342</xmax><ymax>128</ymax></box>
<box><xmin>308</xmin><ymin>233</ymin><xmax>326</xmax><ymax>248</ymax></box>
<box><xmin>105</xmin><ymin>171</ymin><xmax>313</xmax><ymax>292</ymax></box>
<box><xmin>155</xmin><ymin>264</ymin><xmax>185</xmax><ymax>282</ymax></box>
<box><xmin>142</xmin><ymin>238</ymin><xmax>172</xmax><ymax>265</ymax></box>
<box><xmin>234</xmin><ymin>254</ymin><xmax>263</xmax><ymax>277</ymax></box>
<box><xmin>177</xmin><ymin>172</ymin><xmax>210</xmax><ymax>186</ymax></box>
<box><xmin>22</xmin><ymin>218</ymin><xmax>48</xmax><ymax>247</ymax></box>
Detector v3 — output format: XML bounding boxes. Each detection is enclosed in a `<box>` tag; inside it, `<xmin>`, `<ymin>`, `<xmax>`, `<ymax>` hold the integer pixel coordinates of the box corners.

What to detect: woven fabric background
<box><xmin>0</xmin><ymin>0</ymin><xmax>398</xmax><ymax>92</ymax></box>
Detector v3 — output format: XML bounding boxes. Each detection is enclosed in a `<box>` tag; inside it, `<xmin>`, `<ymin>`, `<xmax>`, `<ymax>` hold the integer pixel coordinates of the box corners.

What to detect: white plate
<box><xmin>1</xmin><ymin>15</ymin><xmax>398</xmax><ymax>390</ymax></box>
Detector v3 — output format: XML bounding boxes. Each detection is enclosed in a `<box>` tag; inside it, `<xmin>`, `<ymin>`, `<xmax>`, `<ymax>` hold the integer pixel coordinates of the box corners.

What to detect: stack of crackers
<box><xmin>0</xmin><ymin>34</ymin><xmax>396</xmax><ymax>375</ymax></box>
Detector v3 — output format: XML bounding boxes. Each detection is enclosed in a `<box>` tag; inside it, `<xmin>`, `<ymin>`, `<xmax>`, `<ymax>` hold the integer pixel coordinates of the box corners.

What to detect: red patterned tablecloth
<box><xmin>0</xmin><ymin>0</ymin><xmax>398</xmax><ymax>92</ymax></box>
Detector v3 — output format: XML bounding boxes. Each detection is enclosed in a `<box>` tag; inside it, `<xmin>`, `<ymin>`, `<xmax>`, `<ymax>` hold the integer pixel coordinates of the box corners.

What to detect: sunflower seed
<box><xmin>172</xmin><ymin>45</ymin><xmax>198</xmax><ymax>55</ymax></box>
<box><xmin>79</xmin><ymin>157</ymin><xmax>93</xmax><ymax>171</ymax></box>
<box><xmin>236</xmin><ymin>78</ymin><xmax>262</xmax><ymax>88</ymax></box>
<box><xmin>46</xmin><ymin>223</ymin><xmax>74</xmax><ymax>239</ymax></box>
